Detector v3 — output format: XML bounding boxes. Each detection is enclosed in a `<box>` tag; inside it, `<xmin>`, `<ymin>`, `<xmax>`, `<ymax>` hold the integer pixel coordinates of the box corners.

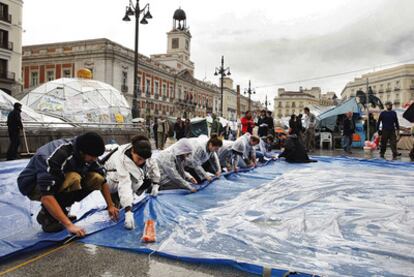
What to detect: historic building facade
<box><xmin>273</xmin><ymin>87</ymin><xmax>335</xmax><ymax>119</ymax></box>
<box><xmin>0</xmin><ymin>0</ymin><xmax>23</xmax><ymax>96</ymax></box>
<box><xmin>21</xmin><ymin>9</ymin><xmax>220</xmax><ymax>119</ymax></box>
<box><xmin>341</xmin><ymin>64</ymin><xmax>414</xmax><ymax>108</ymax></box>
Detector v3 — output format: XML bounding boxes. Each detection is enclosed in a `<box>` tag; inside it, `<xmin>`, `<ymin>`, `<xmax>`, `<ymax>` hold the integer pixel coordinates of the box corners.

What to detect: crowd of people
<box><xmin>15</xmin><ymin>119</ymin><xmax>282</xmax><ymax>236</ymax></box>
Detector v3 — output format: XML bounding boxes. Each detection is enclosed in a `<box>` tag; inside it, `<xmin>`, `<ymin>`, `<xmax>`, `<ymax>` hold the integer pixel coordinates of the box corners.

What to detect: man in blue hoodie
<box><xmin>17</xmin><ymin>132</ymin><xmax>119</xmax><ymax>236</ymax></box>
<box><xmin>377</xmin><ymin>101</ymin><xmax>400</xmax><ymax>159</ymax></box>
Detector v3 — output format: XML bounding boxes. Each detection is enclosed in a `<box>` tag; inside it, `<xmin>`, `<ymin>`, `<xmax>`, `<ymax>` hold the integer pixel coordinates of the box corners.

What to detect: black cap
<box><xmin>76</xmin><ymin>132</ymin><xmax>105</xmax><ymax>157</ymax></box>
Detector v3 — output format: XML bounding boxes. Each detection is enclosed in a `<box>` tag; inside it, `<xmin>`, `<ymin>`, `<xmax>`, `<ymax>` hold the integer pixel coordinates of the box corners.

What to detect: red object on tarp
<box><xmin>141</xmin><ymin>219</ymin><xmax>156</xmax><ymax>243</ymax></box>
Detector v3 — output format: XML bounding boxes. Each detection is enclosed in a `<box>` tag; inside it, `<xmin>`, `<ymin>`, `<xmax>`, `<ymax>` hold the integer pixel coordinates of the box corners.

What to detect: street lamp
<box><xmin>122</xmin><ymin>0</ymin><xmax>152</xmax><ymax>119</ymax></box>
<box><xmin>244</xmin><ymin>80</ymin><xmax>255</xmax><ymax>111</ymax></box>
<box><xmin>214</xmin><ymin>56</ymin><xmax>231</xmax><ymax>117</ymax></box>
<box><xmin>263</xmin><ymin>94</ymin><xmax>270</xmax><ymax>111</ymax></box>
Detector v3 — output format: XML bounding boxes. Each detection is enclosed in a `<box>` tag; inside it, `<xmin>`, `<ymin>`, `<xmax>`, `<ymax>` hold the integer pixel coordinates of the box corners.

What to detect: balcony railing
<box><xmin>0</xmin><ymin>14</ymin><xmax>12</xmax><ymax>23</ymax></box>
<box><xmin>394</xmin><ymin>87</ymin><xmax>400</xmax><ymax>91</ymax></box>
<box><xmin>0</xmin><ymin>41</ymin><xmax>13</xmax><ymax>51</ymax></box>
<box><xmin>0</xmin><ymin>71</ymin><xmax>15</xmax><ymax>81</ymax></box>
<box><xmin>410</xmin><ymin>85</ymin><xmax>414</xmax><ymax>90</ymax></box>
<box><xmin>394</xmin><ymin>100</ymin><xmax>400</xmax><ymax>105</ymax></box>
<box><xmin>386</xmin><ymin>88</ymin><xmax>391</xmax><ymax>92</ymax></box>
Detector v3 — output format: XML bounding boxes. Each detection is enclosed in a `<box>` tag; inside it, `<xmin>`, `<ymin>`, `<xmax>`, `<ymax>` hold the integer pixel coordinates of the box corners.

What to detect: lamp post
<box><xmin>214</xmin><ymin>56</ymin><xmax>231</xmax><ymax>117</ymax></box>
<box><xmin>122</xmin><ymin>0</ymin><xmax>152</xmax><ymax>119</ymax></box>
<box><xmin>263</xmin><ymin>94</ymin><xmax>270</xmax><ymax>111</ymax></box>
<box><xmin>244</xmin><ymin>80</ymin><xmax>255</xmax><ymax>111</ymax></box>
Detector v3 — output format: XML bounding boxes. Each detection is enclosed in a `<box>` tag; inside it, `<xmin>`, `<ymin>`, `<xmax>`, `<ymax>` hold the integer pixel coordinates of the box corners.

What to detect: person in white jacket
<box><xmin>234</xmin><ymin>133</ymin><xmax>260</xmax><ymax>168</ymax></box>
<box><xmin>155</xmin><ymin>138</ymin><xmax>198</xmax><ymax>192</ymax></box>
<box><xmin>104</xmin><ymin>135</ymin><xmax>160</xmax><ymax>230</ymax></box>
<box><xmin>217</xmin><ymin>140</ymin><xmax>244</xmax><ymax>173</ymax></box>
<box><xmin>185</xmin><ymin>134</ymin><xmax>223</xmax><ymax>183</ymax></box>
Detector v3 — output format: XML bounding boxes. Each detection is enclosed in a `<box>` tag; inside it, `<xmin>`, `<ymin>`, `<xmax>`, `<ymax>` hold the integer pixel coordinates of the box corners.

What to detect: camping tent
<box><xmin>21</xmin><ymin>78</ymin><xmax>131</xmax><ymax>124</ymax></box>
<box><xmin>166</xmin><ymin>117</ymin><xmax>209</xmax><ymax>137</ymax></box>
<box><xmin>0</xmin><ymin>89</ymin><xmax>70</xmax><ymax>127</ymax></box>
<box><xmin>317</xmin><ymin>98</ymin><xmax>361</xmax><ymax>131</ymax></box>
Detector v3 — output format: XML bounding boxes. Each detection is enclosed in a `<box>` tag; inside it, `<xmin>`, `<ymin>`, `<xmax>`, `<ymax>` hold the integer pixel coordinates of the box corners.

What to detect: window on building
<box><xmin>0</xmin><ymin>58</ymin><xmax>6</xmax><ymax>77</ymax></box>
<box><xmin>0</xmin><ymin>29</ymin><xmax>8</xmax><ymax>49</ymax></box>
<box><xmin>172</xmin><ymin>38</ymin><xmax>179</xmax><ymax>49</ymax></box>
<box><xmin>185</xmin><ymin>39</ymin><xmax>189</xmax><ymax>50</ymax></box>
<box><xmin>154</xmin><ymin>81</ymin><xmax>159</xmax><ymax>96</ymax></box>
<box><xmin>145</xmin><ymin>79</ymin><xmax>151</xmax><ymax>95</ymax></box>
<box><xmin>62</xmin><ymin>69</ymin><xmax>71</xmax><ymax>78</ymax></box>
<box><xmin>46</xmin><ymin>70</ymin><xmax>55</xmax><ymax>81</ymax></box>
<box><xmin>291</xmin><ymin>102</ymin><xmax>296</xmax><ymax>108</ymax></box>
<box><xmin>30</xmin><ymin>71</ymin><xmax>39</xmax><ymax>87</ymax></box>
<box><xmin>162</xmin><ymin>83</ymin><xmax>167</xmax><ymax>97</ymax></box>
<box><xmin>0</xmin><ymin>3</ymin><xmax>9</xmax><ymax>22</ymax></box>
<box><xmin>170</xmin><ymin>85</ymin><xmax>174</xmax><ymax>98</ymax></box>
<box><xmin>137</xmin><ymin>76</ymin><xmax>142</xmax><ymax>94</ymax></box>
<box><xmin>122</xmin><ymin>71</ymin><xmax>127</xmax><ymax>86</ymax></box>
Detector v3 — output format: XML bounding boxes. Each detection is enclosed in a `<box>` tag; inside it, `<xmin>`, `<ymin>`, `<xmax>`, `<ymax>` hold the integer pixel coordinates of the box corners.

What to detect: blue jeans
<box><xmin>342</xmin><ymin>135</ymin><xmax>352</xmax><ymax>152</ymax></box>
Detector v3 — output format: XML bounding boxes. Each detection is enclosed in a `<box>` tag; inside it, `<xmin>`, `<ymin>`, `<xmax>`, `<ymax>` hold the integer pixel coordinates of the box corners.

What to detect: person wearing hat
<box><xmin>6</xmin><ymin>102</ymin><xmax>23</xmax><ymax>160</ymax></box>
<box><xmin>17</xmin><ymin>132</ymin><xmax>119</xmax><ymax>236</ymax></box>
<box><xmin>377</xmin><ymin>101</ymin><xmax>400</xmax><ymax>159</ymax></box>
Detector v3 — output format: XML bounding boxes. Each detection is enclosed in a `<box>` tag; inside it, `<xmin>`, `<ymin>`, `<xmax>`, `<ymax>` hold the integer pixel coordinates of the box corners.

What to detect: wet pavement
<box><xmin>0</xmin><ymin>243</ymin><xmax>254</xmax><ymax>277</ymax></box>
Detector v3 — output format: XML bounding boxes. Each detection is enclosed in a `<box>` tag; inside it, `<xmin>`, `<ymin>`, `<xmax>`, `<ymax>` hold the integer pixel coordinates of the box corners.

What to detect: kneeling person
<box><xmin>17</xmin><ymin>132</ymin><xmax>119</xmax><ymax>237</ymax></box>
<box><xmin>105</xmin><ymin>135</ymin><xmax>160</xmax><ymax>230</ymax></box>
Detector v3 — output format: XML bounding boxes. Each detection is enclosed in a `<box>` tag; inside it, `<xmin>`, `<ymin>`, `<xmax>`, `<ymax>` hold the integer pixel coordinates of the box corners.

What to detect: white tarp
<box><xmin>21</xmin><ymin>78</ymin><xmax>131</xmax><ymax>124</ymax></box>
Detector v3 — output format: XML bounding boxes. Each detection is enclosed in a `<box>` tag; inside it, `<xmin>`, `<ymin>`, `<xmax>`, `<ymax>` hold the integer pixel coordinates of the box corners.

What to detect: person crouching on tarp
<box><xmin>17</xmin><ymin>132</ymin><xmax>119</xmax><ymax>236</ymax></box>
<box><xmin>104</xmin><ymin>135</ymin><xmax>160</xmax><ymax>230</ymax></box>
<box><xmin>184</xmin><ymin>134</ymin><xmax>223</xmax><ymax>183</ymax></box>
<box><xmin>217</xmin><ymin>140</ymin><xmax>244</xmax><ymax>173</ymax></box>
<box><xmin>255</xmin><ymin>135</ymin><xmax>278</xmax><ymax>162</ymax></box>
<box><xmin>279</xmin><ymin>129</ymin><xmax>317</xmax><ymax>163</ymax></box>
<box><xmin>233</xmin><ymin>133</ymin><xmax>261</xmax><ymax>168</ymax></box>
<box><xmin>155</xmin><ymin>139</ymin><xmax>197</xmax><ymax>193</ymax></box>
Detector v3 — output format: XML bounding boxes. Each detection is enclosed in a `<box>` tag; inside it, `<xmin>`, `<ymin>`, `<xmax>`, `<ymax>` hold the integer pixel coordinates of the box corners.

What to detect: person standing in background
<box><xmin>303</xmin><ymin>107</ymin><xmax>316</xmax><ymax>152</ymax></box>
<box><xmin>377</xmin><ymin>101</ymin><xmax>400</xmax><ymax>159</ymax></box>
<box><xmin>342</xmin><ymin>112</ymin><xmax>355</xmax><ymax>154</ymax></box>
<box><xmin>184</xmin><ymin>118</ymin><xmax>192</xmax><ymax>138</ymax></box>
<box><xmin>152</xmin><ymin>117</ymin><xmax>159</xmax><ymax>149</ymax></box>
<box><xmin>241</xmin><ymin>111</ymin><xmax>255</xmax><ymax>135</ymax></box>
<box><xmin>266</xmin><ymin>111</ymin><xmax>275</xmax><ymax>137</ymax></box>
<box><xmin>174</xmin><ymin>117</ymin><xmax>185</xmax><ymax>140</ymax></box>
<box><xmin>7</xmin><ymin>103</ymin><xmax>23</xmax><ymax>160</ymax></box>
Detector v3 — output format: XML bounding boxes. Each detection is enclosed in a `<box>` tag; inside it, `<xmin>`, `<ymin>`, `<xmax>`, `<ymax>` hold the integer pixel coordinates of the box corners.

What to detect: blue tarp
<box><xmin>1</xmin><ymin>157</ymin><xmax>414</xmax><ymax>276</ymax></box>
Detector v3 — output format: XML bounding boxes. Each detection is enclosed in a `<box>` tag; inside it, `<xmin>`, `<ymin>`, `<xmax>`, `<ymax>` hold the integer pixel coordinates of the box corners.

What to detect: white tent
<box><xmin>21</xmin><ymin>78</ymin><xmax>131</xmax><ymax>124</ymax></box>
<box><xmin>0</xmin><ymin>89</ymin><xmax>69</xmax><ymax>127</ymax></box>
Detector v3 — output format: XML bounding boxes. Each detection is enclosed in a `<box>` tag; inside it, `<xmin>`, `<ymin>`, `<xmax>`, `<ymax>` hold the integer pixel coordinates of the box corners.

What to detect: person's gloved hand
<box><xmin>124</xmin><ymin>211</ymin><xmax>135</xmax><ymax>230</ymax></box>
<box><xmin>150</xmin><ymin>184</ymin><xmax>159</xmax><ymax>197</ymax></box>
<box><xmin>378</xmin><ymin>130</ymin><xmax>382</xmax><ymax>136</ymax></box>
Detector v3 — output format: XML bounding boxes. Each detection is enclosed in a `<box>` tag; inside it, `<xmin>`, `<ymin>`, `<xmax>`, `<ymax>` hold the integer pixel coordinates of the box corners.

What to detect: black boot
<box><xmin>36</xmin><ymin>207</ymin><xmax>64</xmax><ymax>233</ymax></box>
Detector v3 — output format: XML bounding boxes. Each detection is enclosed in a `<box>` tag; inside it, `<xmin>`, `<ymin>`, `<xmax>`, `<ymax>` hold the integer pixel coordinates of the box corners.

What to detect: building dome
<box><xmin>173</xmin><ymin>8</ymin><xmax>186</xmax><ymax>21</ymax></box>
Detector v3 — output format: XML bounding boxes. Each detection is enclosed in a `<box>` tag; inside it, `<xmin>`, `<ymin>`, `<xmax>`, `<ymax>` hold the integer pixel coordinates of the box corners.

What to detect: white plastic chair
<box><xmin>320</xmin><ymin>132</ymin><xmax>333</xmax><ymax>149</ymax></box>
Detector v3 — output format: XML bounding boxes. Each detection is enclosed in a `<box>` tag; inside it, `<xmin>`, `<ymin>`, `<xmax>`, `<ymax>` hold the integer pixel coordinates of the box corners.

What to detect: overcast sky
<box><xmin>23</xmin><ymin>0</ymin><xmax>414</xmax><ymax>107</ymax></box>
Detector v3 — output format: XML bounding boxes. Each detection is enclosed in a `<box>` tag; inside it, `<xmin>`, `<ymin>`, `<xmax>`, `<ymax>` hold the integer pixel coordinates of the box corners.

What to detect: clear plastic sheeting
<box><xmin>0</xmin><ymin>89</ymin><xmax>68</xmax><ymax>127</ymax></box>
<box><xmin>21</xmin><ymin>78</ymin><xmax>131</xmax><ymax>124</ymax></box>
<box><xmin>83</xmin><ymin>157</ymin><xmax>414</xmax><ymax>276</ymax></box>
<box><xmin>1</xmin><ymin>157</ymin><xmax>414</xmax><ymax>276</ymax></box>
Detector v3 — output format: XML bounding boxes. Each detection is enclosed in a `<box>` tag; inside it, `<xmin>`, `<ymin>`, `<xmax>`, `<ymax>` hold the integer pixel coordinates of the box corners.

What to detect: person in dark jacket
<box><xmin>266</xmin><ymin>111</ymin><xmax>275</xmax><ymax>136</ymax></box>
<box><xmin>174</xmin><ymin>117</ymin><xmax>185</xmax><ymax>140</ymax></box>
<box><xmin>377</xmin><ymin>101</ymin><xmax>400</xmax><ymax>159</ymax></box>
<box><xmin>342</xmin><ymin>112</ymin><xmax>355</xmax><ymax>154</ymax></box>
<box><xmin>184</xmin><ymin>118</ymin><xmax>192</xmax><ymax>138</ymax></box>
<box><xmin>17</xmin><ymin>132</ymin><xmax>119</xmax><ymax>236</ymax></box>
<box><xmin>279</xmin><ymin>131</ymin><xmax>317</xmax><ymax>163</ymax></box>
<box><xmin>257</xmin><ymin>110</ymin><xmax>269</xmax><ymax>137</ymax></box>
<box><xmin>6</xmin><ymin>102</ymin><xmax>23</xmax><ymax>160</ymax></box>
<box><xmin>152</xmin><ymin>117</ymin><xmax>158</xmax><ymax>149</ymax></box>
